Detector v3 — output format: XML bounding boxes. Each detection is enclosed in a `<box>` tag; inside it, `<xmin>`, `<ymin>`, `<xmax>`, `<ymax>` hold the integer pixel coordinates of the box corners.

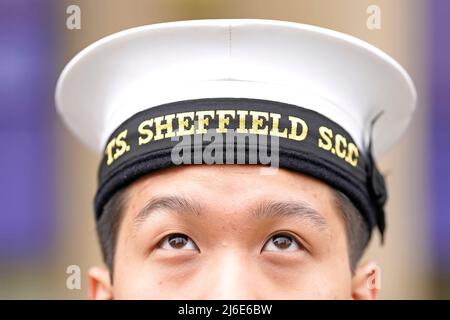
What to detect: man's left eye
<box><xmin>262</xmin><ymin>233</ymin><xmax>301</xmax><ymax>252</ymax></box>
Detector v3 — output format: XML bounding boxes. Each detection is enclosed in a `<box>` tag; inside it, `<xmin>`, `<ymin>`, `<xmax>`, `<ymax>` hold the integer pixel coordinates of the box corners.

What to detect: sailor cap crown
<box><xmin>55</xmin><ymin>19</ymin><xmax>417</xmax><ymax>238</ymax></box>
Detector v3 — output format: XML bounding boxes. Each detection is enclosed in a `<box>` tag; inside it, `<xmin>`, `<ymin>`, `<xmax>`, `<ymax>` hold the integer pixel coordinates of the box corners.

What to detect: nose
<box><xmin>202</xmin><ymin>252</ymin><xmax>259</xmax><ymax>299</ymax></box>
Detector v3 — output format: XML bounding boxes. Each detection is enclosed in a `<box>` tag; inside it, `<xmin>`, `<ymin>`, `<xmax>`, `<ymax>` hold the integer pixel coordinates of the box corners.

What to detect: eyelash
<box><xmin>157</xmin><ymin>231</ymin><xmax>305</xmax><ymax>253</ymax></box>
<box><xmin>158</xmin><ymin>233</ymin><xmax>199</xmax><ymax>251</ymax></box>
<box><xmin>261</xmin><ymin>232</ymin><xmax>305</xmax><ymax>253</ymax></box>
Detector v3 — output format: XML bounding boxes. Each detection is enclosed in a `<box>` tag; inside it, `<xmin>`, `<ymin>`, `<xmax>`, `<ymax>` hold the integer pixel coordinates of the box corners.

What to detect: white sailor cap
<box><xmin>55</xmin><ymin>19</ymin><xmax>417</xmax><ymax>238</ymax></box>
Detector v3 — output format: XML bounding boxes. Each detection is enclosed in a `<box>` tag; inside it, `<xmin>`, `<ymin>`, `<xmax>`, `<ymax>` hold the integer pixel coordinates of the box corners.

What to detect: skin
<box><xmin>88</xmin><ymin>165</ymin><xmax>379</xmax><ymax>299</ymax></box>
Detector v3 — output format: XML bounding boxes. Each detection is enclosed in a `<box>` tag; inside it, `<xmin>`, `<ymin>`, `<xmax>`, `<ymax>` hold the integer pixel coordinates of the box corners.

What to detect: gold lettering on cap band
<box><xmin>104</xmin><ymin>109</ymin><xmax>359</xmax><ymax>168</ymax></box>
<box><xmin>318</xmin><ymin>126</ymin><xmax>359</xmax><ymax>167</ymax></box>
<box><xmin>105</xmin><ymin>129</ymin><xmax>130</xmax><ymax>166</ymax></box>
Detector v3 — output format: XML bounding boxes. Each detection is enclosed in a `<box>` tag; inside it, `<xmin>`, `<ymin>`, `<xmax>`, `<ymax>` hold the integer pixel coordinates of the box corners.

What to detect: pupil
<box><xmin>169</xmin><ymin>235</ymin><xmax>187</xmax><ymax>248</ymax></box>
<box><xmin>273</xmin><ymin>235</ymin><xmax>291</xmax><ymax>249</ymax></box>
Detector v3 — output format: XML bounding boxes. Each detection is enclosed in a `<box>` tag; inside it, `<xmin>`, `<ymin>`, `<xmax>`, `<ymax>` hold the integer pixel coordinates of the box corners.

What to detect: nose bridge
<box><xmin>204</xmin><ymin>251</ymin><xmax>257</xmax><ymax>299</ymax></box>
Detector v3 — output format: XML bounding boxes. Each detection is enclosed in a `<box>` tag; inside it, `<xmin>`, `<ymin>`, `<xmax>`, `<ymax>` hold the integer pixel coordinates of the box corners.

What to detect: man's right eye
<box><xmin>158</xmin><ymin>233</ymin><xmax>199</xmax><ymax>251</ymax></box>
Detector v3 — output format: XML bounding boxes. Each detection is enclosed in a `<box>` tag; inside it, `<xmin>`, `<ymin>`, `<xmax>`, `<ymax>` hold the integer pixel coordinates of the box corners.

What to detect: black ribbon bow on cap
<box><xmin>365</xmin><ymin>111</ymin><xmax>388</xmax><ymax>243</ymax></box>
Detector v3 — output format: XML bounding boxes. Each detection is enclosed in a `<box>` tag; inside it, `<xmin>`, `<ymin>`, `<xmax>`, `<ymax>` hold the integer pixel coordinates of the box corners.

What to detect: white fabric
<box><xmin>55</xmin><ymin>19</ymin><xmax>417</xmax><ymax>156</ymax></box>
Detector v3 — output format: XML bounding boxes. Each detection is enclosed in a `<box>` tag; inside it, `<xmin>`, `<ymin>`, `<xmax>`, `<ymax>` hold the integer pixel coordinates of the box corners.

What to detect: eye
<box><xmin>158</xmin><ymin>233</ymin><xmax>199</xmax><ymax>251</ymax></box>
<box><xmin>262</xmin><ymin>233</ymin><xmax>302</xmax><ymax>252</ymax></box>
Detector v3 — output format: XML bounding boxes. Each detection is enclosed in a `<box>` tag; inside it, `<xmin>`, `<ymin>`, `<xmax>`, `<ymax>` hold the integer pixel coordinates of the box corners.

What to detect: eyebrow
<box><xmin>133</xmin><ymin>195</ymin><xmax>201</xmax><ymax>230</ymax></box>
<box><xmin>132</xmin><ymin>196</ymin><xmax>328</xmax><ymax>233</ymax></box>
<box><xmin>250</xmin><ymin>200</ymin><xmax>329</xmax><ymax>231</ymax></box>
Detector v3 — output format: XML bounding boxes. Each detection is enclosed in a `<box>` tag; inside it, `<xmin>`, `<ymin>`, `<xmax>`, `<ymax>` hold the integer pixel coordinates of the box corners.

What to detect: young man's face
<box><xmin>89</xmin><ymin>165</ymin><xmax>379</xmax><ymax>299</ymax></box>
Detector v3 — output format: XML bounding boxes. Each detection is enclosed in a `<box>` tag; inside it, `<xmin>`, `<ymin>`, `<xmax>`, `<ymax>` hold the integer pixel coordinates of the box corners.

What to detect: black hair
<box><xmin>333</xmin><ymin>190</ymin><xmax>371</xmax><ymax>272</ymax></box>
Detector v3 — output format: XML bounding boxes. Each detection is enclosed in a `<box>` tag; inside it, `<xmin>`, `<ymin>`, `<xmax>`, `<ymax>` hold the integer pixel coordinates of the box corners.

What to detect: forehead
<box><xmin>122</xmin><ymin>165</ymin><xmax>339</xmax><ymax>222</ymax></box>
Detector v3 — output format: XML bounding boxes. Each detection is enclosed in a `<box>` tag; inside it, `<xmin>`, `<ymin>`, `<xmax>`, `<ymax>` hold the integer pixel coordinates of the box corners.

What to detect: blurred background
<box><xmin>0</xmin><ymin>0</ymin><xmax>448</xmax><ymax>299</ymax></box>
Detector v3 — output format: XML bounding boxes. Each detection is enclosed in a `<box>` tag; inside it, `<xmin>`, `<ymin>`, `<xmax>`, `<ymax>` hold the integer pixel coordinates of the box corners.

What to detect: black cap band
<box><xmin>95</xmin><ymin>98</ymin><xmax>387</xmax><ymax>237</ymax></box>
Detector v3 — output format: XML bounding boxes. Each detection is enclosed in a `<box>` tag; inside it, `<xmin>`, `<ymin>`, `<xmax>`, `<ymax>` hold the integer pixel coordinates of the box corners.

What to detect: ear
<box><xmin>351</xmin><ymin>261</ymin><xmax>380</xmax><ymax>300</ymax></box>
<box><xmin>88</xmin><ymin>266</ymin><xmax>113</xmax><ymax>300</ymax></box>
